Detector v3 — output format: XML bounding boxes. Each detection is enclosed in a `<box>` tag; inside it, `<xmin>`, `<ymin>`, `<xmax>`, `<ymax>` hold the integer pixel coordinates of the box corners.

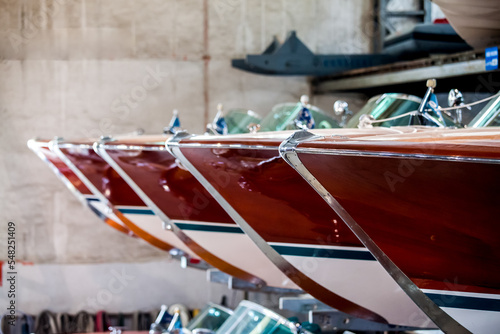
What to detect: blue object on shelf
<box><xmin>486</xmin><ymin>46</ymin><xmax>499</xmax><ymax>71</ymax></box>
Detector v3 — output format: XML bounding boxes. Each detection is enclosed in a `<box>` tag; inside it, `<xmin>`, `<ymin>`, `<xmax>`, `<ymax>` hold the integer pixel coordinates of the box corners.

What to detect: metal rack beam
<box><xmin>313</xmin><ymin>49</ymin><xmax>494</xmax><ymax>93</ymax></box>
<box><xmin>279</xmin><ymin>296</ymin><xmax>429</xmax><ymax>333</ymax></box>
<box><xmin>207</xmin><ymin>269</ymin><xmax>303</xmax><ymax>294</ymax></box>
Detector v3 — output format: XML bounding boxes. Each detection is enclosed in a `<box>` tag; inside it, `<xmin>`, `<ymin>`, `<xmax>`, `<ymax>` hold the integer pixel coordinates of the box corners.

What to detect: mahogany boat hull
<box><xmin>96</xmin><ymin>136</ymin><xmax>299</xmax><ymax>290</ymax></box>
<box><xmin>27</xmin><ymin>139</ymin><xmax>134</xmax><ymax>236</ymax></box>
<box><xmin>283</xmin><ymin>127</ymin><xmax>500</xmax><ymax>333</ymax></box>
<box><xmin>51</xmin><ymin>139</ymin><xmax>200</xmax><ymax>259</ymax></box>
<box><xmin>168</xmin><ymin>128</ymin><xmax>438</xmax><ymax>328</ymax></box>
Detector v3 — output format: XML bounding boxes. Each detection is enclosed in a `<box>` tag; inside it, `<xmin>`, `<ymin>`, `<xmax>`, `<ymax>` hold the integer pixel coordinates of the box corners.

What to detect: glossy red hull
<box><xmin>102</xmin><ymin>136</ymin><xmax>233</xmax><ymax>224</ymax></box>
<box><xmin>54</xmin><ymin>139</ymin><xmax>196</xmax><ymax>256</ymax></box>
<box><xmin>295</xmin><ymin>129</ymin><xmax>500</xmax><ymax>292</ymax></box>
<box><xmin>28</xmin><ymin>139</ymin><xmax>133</xmax><ymax>236</ymax></box>
<box><xmin>288</xmin><ymin>128</ymin><xmax>500</xmax><ymax>333</ymax></box>
<box><xmin>98</xmin><ymin>135</ymin><xmax>299</xmax><ymax>289</ymax></box>
<box><xmin>172</xmin><ymin>128</ymin><xmax>439</xmax><ymax>327</ymax></box>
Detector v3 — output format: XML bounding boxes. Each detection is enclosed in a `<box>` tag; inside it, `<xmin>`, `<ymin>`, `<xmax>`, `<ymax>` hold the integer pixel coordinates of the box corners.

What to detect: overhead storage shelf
<box><xmin>313</xmin><ymin>49</ymin><xmax>497</xmax><ymax>94</ymax></box>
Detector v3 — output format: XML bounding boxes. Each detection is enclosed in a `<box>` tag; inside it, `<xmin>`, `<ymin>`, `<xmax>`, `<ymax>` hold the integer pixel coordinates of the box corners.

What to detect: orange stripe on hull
<box><xmin>113</xmin><ymin>210</ymin><xmax>173</xmax><ymax>252</ymax></box>
<box><xmin>103</xmin><ymin>217</ymin><xmax>135</xmax><ymax>237</ymax></box>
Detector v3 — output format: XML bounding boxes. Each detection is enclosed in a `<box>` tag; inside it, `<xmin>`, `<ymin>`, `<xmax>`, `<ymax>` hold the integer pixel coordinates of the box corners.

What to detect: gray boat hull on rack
<box><xmin>433</xmin><ymin>0</ymin><xmax>500</xmax><ymax>49</ymax></box>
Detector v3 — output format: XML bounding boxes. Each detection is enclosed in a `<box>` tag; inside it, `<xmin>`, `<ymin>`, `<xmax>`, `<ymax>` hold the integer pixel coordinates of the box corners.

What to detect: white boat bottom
<box><xmin>115</xmin><ymin>208</ymin><xmax>199</xmax><ymax>259</ymax></box>
<box><xmin>86</xmin><ymin>197</ymin><xmax>128</xmax><ymax>229</ymax></box>
<box><xmin>269</xmin><ymin>242</ymin><xmax>435</xmax><ymax>328</ymax></box>
<box><xmin>421</xmin><ymin>289</ymin><xmax>500</xmax><ymax>334</ymax></box>
<box><xmin>172</xmin><ymin>220</ymin><xmax>299</xmax><ymax>290</ymax></box>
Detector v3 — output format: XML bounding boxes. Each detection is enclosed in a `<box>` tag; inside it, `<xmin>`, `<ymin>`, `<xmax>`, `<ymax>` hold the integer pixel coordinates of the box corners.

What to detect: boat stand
<box><xmin>169</xmin><ymin>249</ymin><xmax>212</xmax><ymax>271</ymax></box>
<box><xmin>207</xmin><ymin>269</ymin><xmax>303</xmax><ymax>294</ymax></box>
<box><xmin>280</xmin><ymin>296</ymin><xmax>435</xmax><ymax>333</ymax></box>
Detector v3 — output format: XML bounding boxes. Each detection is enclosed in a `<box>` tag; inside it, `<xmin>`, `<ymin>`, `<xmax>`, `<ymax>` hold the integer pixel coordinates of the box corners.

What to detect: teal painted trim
<box><xmin>175</xmin><ymin>222</ymin><xmax>244</xmax><ymax>234</ymax></box>
<box><xmin>426</xmin><ymin>293</ymin><xmax>500</xmax><ymax>312</ymax></box>
<box><xmin>118</xmin><ymin>208</ymin><xmax>155</xmax><ymax>215</ymax></box>
<box><xmin>271</xmin><ymin>244</ymin><xmax>375</xmax><ymax>261</ymax></box>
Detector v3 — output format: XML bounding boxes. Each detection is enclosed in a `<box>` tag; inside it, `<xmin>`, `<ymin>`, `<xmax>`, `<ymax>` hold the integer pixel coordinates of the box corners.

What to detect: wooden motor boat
<box><xmin>95</xmin><ymin>135</ymin><xmax>299</xmax><ymax>290</ymax></box>
<box><xmin>280</xmin><ymin>127</ymin><xmax>500</xmax><ymax>333</ymax></box>
<box><xmin>27</xmin><ymin>138</ymin><xmax>133</xmax><ymax>236</ymax></box>
<box><xmin>467</xmin><ymin>93</ymin><xmax>500</xmax><ymax>128</ymax></box>
<box><xmin>50</xmin><ymin>138</ymin><xmax>201</xmax><ymax>261</ymax></box>
<box><xmin>165</xmin><ymin>127</ymin><xmax>440</xmax><ymax>328</ymax></box>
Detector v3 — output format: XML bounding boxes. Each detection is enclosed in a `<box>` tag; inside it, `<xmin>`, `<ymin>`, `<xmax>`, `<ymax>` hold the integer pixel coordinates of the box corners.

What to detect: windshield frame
<box><xmin>468</xmin><ymin>94</ymin><xmax>500</xmax><ymax>128</ymax></box>
<box><xmin>260</xmin><ymin>102</ymin><xmax>340</xmax><ymax>132</ymax></box>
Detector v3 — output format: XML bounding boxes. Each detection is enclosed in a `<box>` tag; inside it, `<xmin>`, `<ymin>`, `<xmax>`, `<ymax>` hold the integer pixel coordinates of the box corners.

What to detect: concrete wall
<box><xmin>0</xmin><ymin>0</ymin><xmax>374</xmax><ymax>264</ymax></box>
<box><xmin>0</xmin><ymin>261</ymin><xmax>244</xmax><ymax>315</ymax></box>
<box><xmin>0</xmin><ymin>0</ymin><xmax>376</xmax><ymax>314</ymax></box>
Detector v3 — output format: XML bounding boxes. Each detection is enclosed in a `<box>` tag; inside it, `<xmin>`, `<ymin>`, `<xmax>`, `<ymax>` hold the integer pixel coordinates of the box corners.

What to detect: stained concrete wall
<box><xmin>0</xmin><ymin>261</ymin><xmax>244</xmax><ymax>314</ymax></box>
<box><xmin>0</xmin><ymin>0</ymin><xmax>379</xmax><ymax>314</ymax></box>
<box><xmin>0</xmin><ymin>0</ymin><xmax>374</xmax><ymax>264</ymax></box>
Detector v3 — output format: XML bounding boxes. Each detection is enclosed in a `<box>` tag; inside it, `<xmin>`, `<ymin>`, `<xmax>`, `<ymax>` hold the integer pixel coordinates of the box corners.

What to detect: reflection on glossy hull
<box><xmin>168</xmin><ymin>128</ymin><xmax>437</xmax><ymax>328</ymax></box>
<box><xmin>97</xmin><ymin>135</ymin><xmax>299</xmax><ymax>290</ymax></box>
<box><xmin>285</xmin><ymin>127</ymin><xmax>500</xmax><ymax>333</ymax></box>
<box><xmin>52</xmin><ymin>139</ymin><xmax>198</xmax><ymax>257</ymax></box>
<box><xmin>27</xmin><ymin>139</ymin><xmax>133</xmax><ymax>236</ymax></box>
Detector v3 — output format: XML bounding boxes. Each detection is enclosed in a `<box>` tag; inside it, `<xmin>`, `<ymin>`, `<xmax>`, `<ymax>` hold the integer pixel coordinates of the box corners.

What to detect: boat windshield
<box><xmin>260</xmin><ymin>103</ymin><xmax>340</xmax><ymax>132</ymax></box>
<box><xmin>346</xmin><ymin>94</ymin><xmax>422</xmax><ymax>128</ymax></box>
<box><xmin>347</xmin><ymin>93</ymin><xmax>460</xmax><ymax>128</ymax></box>
<box><xmin>186</xmin><ymin>304</ymin><xmax>232</xmax><ymax>331</ymax></box>
<box><xmin>467</xmin><ymin>94</ymin><xmax>500</xmax><ymax>128</ymax></box>
<box><xmin>226</xmin><ymin>109</ymin><xmax>262</xmax><ymax>134</ymax></box>
<box><xmin>215</xmin><ymin>302</ymin><xmax>304</xmax><ymax>334</ymax></box>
